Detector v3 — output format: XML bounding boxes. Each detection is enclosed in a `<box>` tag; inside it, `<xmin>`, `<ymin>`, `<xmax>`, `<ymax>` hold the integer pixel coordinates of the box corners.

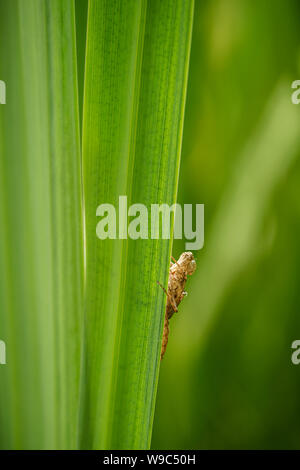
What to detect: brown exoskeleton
<box><xmin>158</xmin><ymin>252</ymin><xmax>196</xmax><ymax>360</ymax></box>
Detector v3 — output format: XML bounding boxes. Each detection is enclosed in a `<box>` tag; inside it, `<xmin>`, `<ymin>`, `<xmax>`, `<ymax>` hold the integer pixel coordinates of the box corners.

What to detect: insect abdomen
<box><xmin>160</xmin><ymin>315</ymin><xmax>169</xmax><ymax>360</ymax></box>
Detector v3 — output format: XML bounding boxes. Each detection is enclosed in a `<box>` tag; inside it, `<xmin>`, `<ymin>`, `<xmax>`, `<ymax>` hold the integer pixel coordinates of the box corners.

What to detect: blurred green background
<box><xmin>152</xmin><ymin>0</ymin><xmax>300</xmax><ymax>449</ymax></box>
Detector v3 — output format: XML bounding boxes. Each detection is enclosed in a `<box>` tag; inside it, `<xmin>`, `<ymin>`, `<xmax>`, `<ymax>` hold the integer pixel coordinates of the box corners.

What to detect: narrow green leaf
<box><xmin>80</xmin><ymin>0</ymin><xmax>194</xmax><ymax>449</ymax></box>
<box><xmin>0</xmin><ymin>0</ymin><xmax>83</xmax><ymax>449</ymax></box>
<box><xmin>75</xmin><ymin>0</ymin><xmax>88</xmax><ymax>125</ymax></box>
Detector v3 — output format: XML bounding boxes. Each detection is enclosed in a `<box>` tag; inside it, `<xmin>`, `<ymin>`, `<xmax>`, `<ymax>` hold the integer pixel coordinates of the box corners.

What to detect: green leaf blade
<box><xmin>81</xmin><ymin>0</ymin><xmax>194</xmax><ymax>450</ymax></box>
<box><xmin>0</xmin><ymin>0</ymin><xmax>83</xmax><ymax>449</ymax></box>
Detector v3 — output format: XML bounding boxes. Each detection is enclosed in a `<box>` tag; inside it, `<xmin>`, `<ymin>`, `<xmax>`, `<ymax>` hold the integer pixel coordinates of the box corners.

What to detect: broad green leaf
<box><xmin>0</xmin><ymin>0</ymin><xmax>83</xmax><ymax>449</ymax></box>
<box><xmin>80</xmin><ymin>0</ymin><xmax>194</xmax><ymax>450</ymax></box>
